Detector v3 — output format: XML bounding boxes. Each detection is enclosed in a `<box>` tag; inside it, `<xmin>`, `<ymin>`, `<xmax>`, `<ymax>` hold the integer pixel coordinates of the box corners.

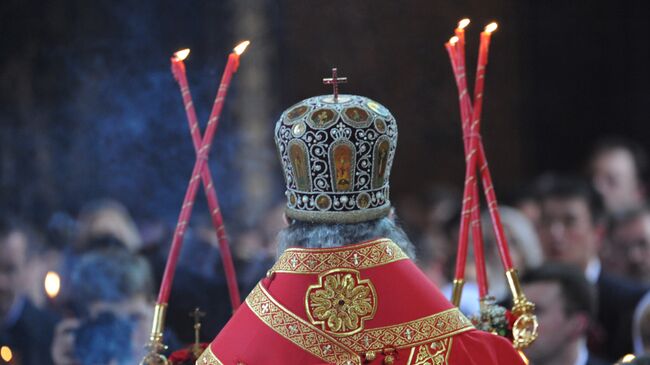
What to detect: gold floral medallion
<box><xmin>306</xmin><ymin>269</ymin><xmax>377</xmax><ymax>337</ymax></box>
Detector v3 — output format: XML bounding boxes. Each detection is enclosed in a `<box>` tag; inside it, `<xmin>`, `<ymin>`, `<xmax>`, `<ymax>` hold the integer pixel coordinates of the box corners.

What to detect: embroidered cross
<box><xmin>290</xmin><ymin>256</ymin><xmax>298</xmax><ymax>268</ymax></box>
<box><xmin>261</xmin><ymin>302</ymin><xmax>270</xmax><ymax>314</ymax></box>
<box><xmin>404</xmin><ymin>328</ymin><xmax>413</xmax><ymax>340</ymax></box>
<box><xmin>353</xmin><ymin>253</ymin><xmax>360</xmax><ymax>266</ymax></box>
<box><xmin>322</xmin><ymin>68</ymin><xmax>347</xmax><ymax>102</ymax></box>
<box><xmin>322</xmin><ymin>344</ymin><xmax>332</xmax><ymax>354</ymax></box>
<box><xmin>385</xmin><ymin>246</ymin><xmax>393</xmax><ymax>256</ymax></box>
<box><xmin>288</xmin><ymin>324</ymin><xmax>299</xmax><ymax>334</ymax></box>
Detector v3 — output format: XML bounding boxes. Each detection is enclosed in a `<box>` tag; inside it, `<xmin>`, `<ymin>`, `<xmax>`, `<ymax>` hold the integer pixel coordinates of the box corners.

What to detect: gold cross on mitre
<box><xmin>323</xmin><ymin>67</ymin><xmax>347</xmax><ymax>102</ymax></box>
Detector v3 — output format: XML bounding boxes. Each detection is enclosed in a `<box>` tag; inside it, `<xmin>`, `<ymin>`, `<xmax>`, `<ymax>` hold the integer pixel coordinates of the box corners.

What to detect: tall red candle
<box><xmin>470</xmin><ymin>23</ymin><xmax>514</xmax><ymax>271</ymax></box>
<box><xmin>471</xmin><ymin>23</ymin><xmax>497</xmax><ymax>127</ymax></box>
<box><xmin>447</xmin><ymin>36</ymin><xmax>489</xmax><ymax>298</ymax></box>
<box><xmin>454</xmin><ymin>18</ymin><xmax>471</xmax><ymax>127</ymax></box>
<box><xmin>455</xmin><ymin>21</ymin><xmax>490</xmax><ymax>298</ymax></box>
<box><xmin>158</xmin><ymin>41</ymin><xmax>250</xmax><ymax>305</ymax></box>
<box><xmin>170</xmin><ymin>48</ymin><xmax>243</xmax><ymax>311</ymax></box>
<box><xmin>446</xmin><ymin>41</ymin><xmax>469</xmax><ymax>281</ymax></box>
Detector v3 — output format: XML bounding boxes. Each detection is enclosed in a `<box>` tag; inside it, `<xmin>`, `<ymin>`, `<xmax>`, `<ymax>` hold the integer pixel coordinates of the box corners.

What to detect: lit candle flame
<box><xmin>174</xmin><ymin>48</ymin><xmax>191</xmax><ymax>61</ymax></box>
<box><xmin>233</xmin><ymin>40</ymin><xmax>251</xmax><ymax>56</ymax></box>
<box><xmin>458</xmin><ymin>18</ymin><xmax>471</xmax><ymax>29</ymax></box>
<box><xmin>44</xmin><ymin>271</ymin><xmax>61</xmax><ymax>299</ymax></box>
<box><xmin>484</xmin><ymin>22</ymin><xmax>498</xmax><ymax>34</ymax></box>
<box><xmin>449</xmin><ymin>36</ymin><xmax>459</xmax><ymax>45</ymax></box>
<box><xmin>1</xmin><ymin>346</ymin><xmax>12</xmax><ymax>362</ymax></box>
<box><xmin>621</xmin><ymin>354</ymin><xmax>636</xmax><ymax>363</ymax></box>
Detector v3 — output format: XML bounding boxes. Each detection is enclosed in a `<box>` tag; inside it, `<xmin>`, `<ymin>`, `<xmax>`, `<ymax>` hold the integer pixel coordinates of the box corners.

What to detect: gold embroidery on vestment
<box><xmin>196</xmin><ymin>346</ymin><xmax>224</xmax><ymax>365</ymax></box>
<box><xmin>338</xmin><ymin>308</ymin><xmax>473</xmax><ymax>352</ymax></box>
<box><xmin>246</xmin><ymin>283</ymin><xmax>361</xmax><ymax>365</ymax></box>
<box><xmin>407</xmin><ymin>338</ymin><xmax>453</xmax><ymax>365</ymax></box>
<box><xmin>270</xmin><ymin>238</ymin><xmax>407</xmax><ymax>274</ymax></box>
<box><xmin>306</xmin><ymin>269</ymin><xmax>377</xmax><ymax>336</ymax></box>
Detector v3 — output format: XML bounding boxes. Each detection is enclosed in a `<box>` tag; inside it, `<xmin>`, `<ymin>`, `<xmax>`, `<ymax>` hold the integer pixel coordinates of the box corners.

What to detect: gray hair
<box><xmin>277</xmin><ymin>217</ymin><xmax>416</xmax><ymax>259</ymax></box>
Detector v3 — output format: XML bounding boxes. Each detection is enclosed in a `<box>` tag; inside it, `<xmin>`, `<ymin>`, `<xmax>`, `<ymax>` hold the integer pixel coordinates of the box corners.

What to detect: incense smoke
<box><xmin>53</xmin><ymin>0</ymin><xmax>245</xmax><ymax>223</ymax></box>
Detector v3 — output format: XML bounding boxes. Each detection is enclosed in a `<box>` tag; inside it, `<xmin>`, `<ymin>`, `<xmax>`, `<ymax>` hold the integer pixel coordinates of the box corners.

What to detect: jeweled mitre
<box><xmin>274</xmin><ymin>94</ymin><xmax>397</xmax><ymax>223</ymax></box>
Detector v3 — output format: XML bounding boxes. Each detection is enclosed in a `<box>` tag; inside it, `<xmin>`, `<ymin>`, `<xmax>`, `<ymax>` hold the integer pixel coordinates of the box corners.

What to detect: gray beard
<box><xmin>276</xmin><ymin>217</ymin><xmax>416</xmax><ymax>260</ymax></box>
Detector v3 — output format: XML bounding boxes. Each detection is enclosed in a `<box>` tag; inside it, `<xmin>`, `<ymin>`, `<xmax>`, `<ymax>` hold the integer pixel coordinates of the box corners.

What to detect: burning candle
<box><xmin>1</xmin><ymin>346</ymin><xmax>12</xmax><ymax>364</ymax></box>
<box><xmin>473</xmin><ymin>22</ymin><xmax>498</xmax><ymax>115</ymax></box>
<box><xmin>170</xmin><ymin>48</ymin><xmax>194</xmax><ymax>120</ymax></box>
<box><xmin>445</xmin><ymin>22</ymin><xmax>537</xmax><ymax>349</ymax></box>
<box><xmin>446</xmin><ymin>36</ymin><xmax>489</xmax><ymax>299</ymax></box>
<box><xmin>469</xmin><ymin>22</ymin><xmax>515</xmax><ymax>271</ymax></box>
<box><xmin>158</xmin><ymin>40</ymin><xmax>250</xmax><ymax>305</ymax></box>
<box><xmin>44</xmin><ymin>271</ymin><xmax>61</xmax><ymax>299</ymax></box>
<box><xmin>447</xmin><ymin>23</ymin><xmax>498</xmax><ymax>302</ymax></box>
<box><xmin>454</xmin><ymin>19</ymin><xmax>470</xmax><ymax>86</ymax></box>
<box><xmin>169</xmin><ymin>46</ymin><xmax>243</xmax><ymax>311</ymax></box>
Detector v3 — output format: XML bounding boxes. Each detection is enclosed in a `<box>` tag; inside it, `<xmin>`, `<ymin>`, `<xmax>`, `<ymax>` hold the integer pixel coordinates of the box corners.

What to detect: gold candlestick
<box><xmin>505</xmin><ymin>269</ymin><xmax>539</xmax><ymax>349</ymax></box>
<box><xmin>451</xmin><ymin>278</ymin><xmax>465</xmax><ymax>307</ymax></box>
<box><xmin>139</xmin><ymin>303</ymin><xmax>169</xmax><ymax>365</ymax></box>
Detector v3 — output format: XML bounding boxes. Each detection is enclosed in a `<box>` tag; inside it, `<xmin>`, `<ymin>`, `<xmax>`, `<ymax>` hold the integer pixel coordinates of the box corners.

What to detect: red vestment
<box><xmin>198</xmin><ymin>239</ymin><xmax>525</xmax><ymax>365</ymax></box>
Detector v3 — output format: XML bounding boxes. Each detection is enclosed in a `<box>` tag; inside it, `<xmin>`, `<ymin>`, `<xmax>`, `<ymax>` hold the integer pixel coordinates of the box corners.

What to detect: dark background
<box><xmin>1</xmin><ymin>0</ymin><xmax>648</xmax><ymax>226</ymax></box>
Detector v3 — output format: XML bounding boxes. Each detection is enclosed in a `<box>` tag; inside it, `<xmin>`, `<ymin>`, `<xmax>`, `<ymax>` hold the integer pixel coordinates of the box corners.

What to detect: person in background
<box><xmin>633</xmin><ymin>291</ymin><xmax>650</xmax><ymax>356</ymax></box>
<box><xmin>483</xmin><ymin>206</ymin><xmax>544</xmax><ymax>302</ymax></box>
<box><xmin>537</xmin><ymin>176</ymin><xmax>648</xmax><ymax>361</ymax></box>
<box><xmin>420</xmin><ymin>185</ymin><xmax>461</xmax><ymax>279</ymax></box>
<box><xmin>606</xmin><ymin>207</ymin><xmax>650</xmax><ymax>283</ymax></box>
<box><xmin>51</xmin><ymin>248</ymin><xmax>162</xmax><ymax>365</ymax></box>
<box><xmin>0</xmin><ymin>216</ymin><xmax>57</xmax><ymax>365</ymax></box>
<box><xmin>522</xmin><ymin>263</ymin><xmax>608</xmax><ymax>365</ymax></box>
<box><xmin>76</xmin><ymin>199</ymin><xmax>143</xmax><ymax>253</ymax></box>
<box><xmin>588</xmin><ymin>138</ymin><xmax>647</xmax><ymax>215</ymax></box>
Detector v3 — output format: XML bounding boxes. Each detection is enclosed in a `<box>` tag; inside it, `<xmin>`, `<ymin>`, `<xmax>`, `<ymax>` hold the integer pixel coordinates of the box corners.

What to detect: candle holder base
<box><xmin>139</xmin><ymin>348</ymin><xmax>169</xmax><ymax>365</ymax></box>
<box><xmin>451</xmin><ymin>278</ymin><xmax>465</xmax><ymax>307</ymax></box>
<box><xmin>139</xmin><ymin>303</ymin><xmax>170</xmax><ymax>365</ymax></box>
<box><xmin>506</xmin><ymin>269</ymin><xmax>539</xmax><ymax>349</ymax></box>
<box><xmin>471</xmin><ymin>296</ymin><xmax>510</xmax><ymax>337</ymax></box>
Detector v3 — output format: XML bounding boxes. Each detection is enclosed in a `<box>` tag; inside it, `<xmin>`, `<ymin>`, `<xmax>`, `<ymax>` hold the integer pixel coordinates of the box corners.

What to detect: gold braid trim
<box><xmin>196</xmin><ymin>346</ymin><xmax>223</xmax><ymax>365</ymax></box>
<box><xmin>270</xmin><ymin>238</ymin><xmax>408</xmax><ymax>274</ymax></box>
<box><xmin>247</xmin><ymin>283</ymin><xmax>361</xmax><ymax>365</ymax></box>
<box><xmin>407</xmin><ymin>337</ymin><xmax>454</xmax><ymax>365</ymax></box>
<box><xmin>338</xmin><ymin>308</ymin><xmax>473</xmax><ymax>352</ymax></box>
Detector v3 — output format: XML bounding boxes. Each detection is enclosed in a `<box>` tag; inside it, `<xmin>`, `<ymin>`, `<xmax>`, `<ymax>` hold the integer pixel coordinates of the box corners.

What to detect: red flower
<box><xmin>168</xmin><ymin>343</ymin><xmax>209</xmax><ymax>365</ymax></box>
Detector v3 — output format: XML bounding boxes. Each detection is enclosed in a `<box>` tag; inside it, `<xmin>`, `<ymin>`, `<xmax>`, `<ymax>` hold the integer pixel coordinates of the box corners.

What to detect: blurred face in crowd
<box><xmin>591</xmin><ymin>148</ymin><xmax>644</xmax><ymax>213</ymax></box>
<box><xmin>51</xmin><ymin>317</ymin><xmax>80</xmax><ymax>365</ymax></box>
<box><xmin>524</xmin><ymin>281</ymin><xmax>586</xmax><ymax>365</ymax></box>
<box><xmin>610</xmin><ymin>213</ymin><xmax>650</xmax><ymax>281</ymax></box>
<box><xmin>516</xmin><ymin>198</ymin><xmax>542</xmax><ymax>231</ymax></box>
<box><xmin>0</xmin><ymin>231</ymin><xmax>27</xmax><ymax>319</ymax></box>
<box><xmin>540</xmin><ymin>197</ymin><xmax>600</xmax><ymax>271</ymax></box>
<box><xmin>51</xmin><ymin>295</ymin><xmax>153</xmax><ymax>365</ymax></box>
<box><xmin>88</xmin><ymin>295</ymin><xmax>153</xmax><ymax>360</ymax></box>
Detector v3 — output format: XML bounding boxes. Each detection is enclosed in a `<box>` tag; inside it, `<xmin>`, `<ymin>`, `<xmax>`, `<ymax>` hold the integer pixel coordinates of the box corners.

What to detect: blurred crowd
<box><xmin>1</xmin><ymin>137</ymin><xmax>650</xmax><ymax>365</ymax></box>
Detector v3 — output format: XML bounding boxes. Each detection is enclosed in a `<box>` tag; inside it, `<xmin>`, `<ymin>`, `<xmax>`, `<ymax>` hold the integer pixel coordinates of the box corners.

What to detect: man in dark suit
<box><xmin>0</xmin><ymin>217</ymin><xmax>56</xmax><ymax>365</ymax></box>
<box><xmin>522</xmin><ymin>263</ymin><xmax>608</xmax><ymax>365</ymax></box>
<box><xmin>537</xmin><ymin>176</ymin><xmax>649</xmax><ymax>361</ymax></box>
